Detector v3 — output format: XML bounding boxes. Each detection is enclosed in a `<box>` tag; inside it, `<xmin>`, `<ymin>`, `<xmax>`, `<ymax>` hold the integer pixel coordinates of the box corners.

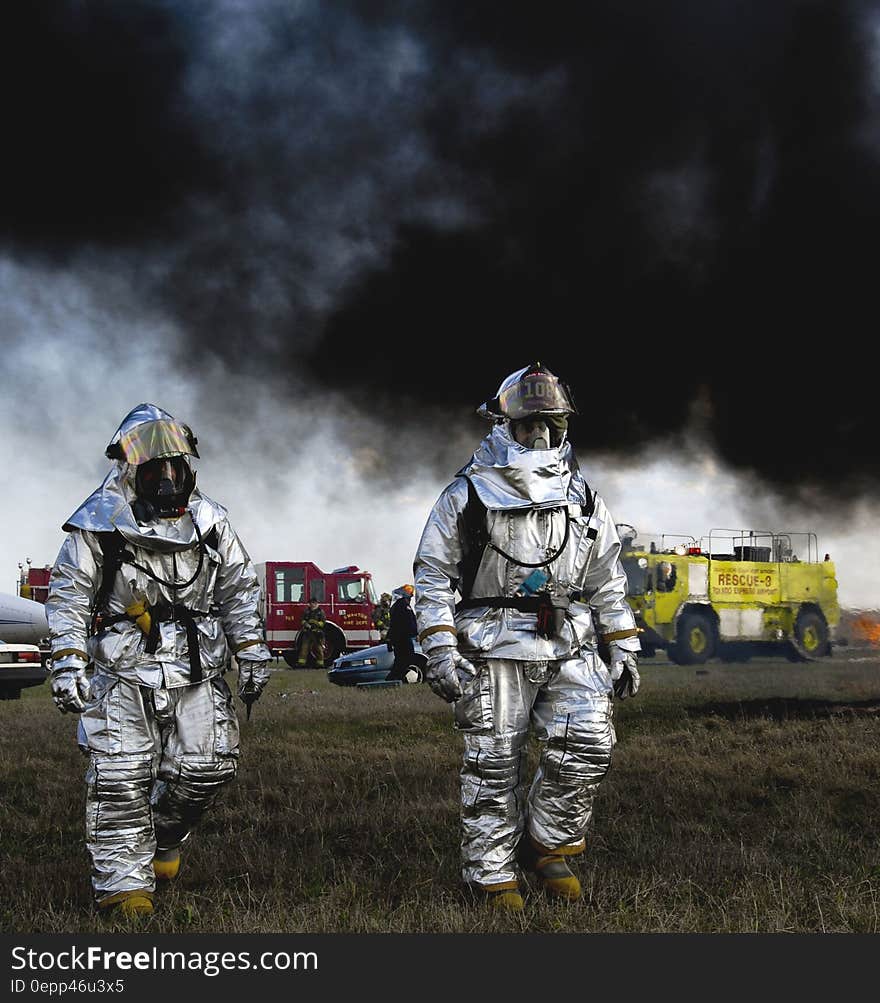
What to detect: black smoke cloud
<box><xmin>2</xmin><ymin>2</ymin><xmax>217</xmax><ymax>247</ymax></box>
<box><xmin>3</xmin><ymin>1</ymin><xmax>878</xmax><ymax>498</ymax></box>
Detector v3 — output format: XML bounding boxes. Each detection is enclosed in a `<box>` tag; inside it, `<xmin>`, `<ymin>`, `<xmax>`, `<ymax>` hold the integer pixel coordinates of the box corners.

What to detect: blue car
<box><xmin>328</xmin><ymin>641</ymin><xmax>426</xmax><ymax>688</ymax></box>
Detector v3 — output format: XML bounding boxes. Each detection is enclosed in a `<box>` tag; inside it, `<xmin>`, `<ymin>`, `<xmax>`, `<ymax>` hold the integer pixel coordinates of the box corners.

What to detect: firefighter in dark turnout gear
<box><xmin>386</xmin><ymin>584</ymin><xmax>419</xmax><ymax>682</ymax></box>
<box><xmin>371</xmin><ymin>592</ymin><xmax>393</xmax><ymax>641</ymax></box>
<box><xmin>296</xmin><ymin>597</ymin><xmax>327</xmax><ymax>668</ymax></box>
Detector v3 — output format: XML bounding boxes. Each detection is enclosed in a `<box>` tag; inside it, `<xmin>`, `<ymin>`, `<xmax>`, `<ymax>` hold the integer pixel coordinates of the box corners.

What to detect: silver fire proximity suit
<box><xmin>413</xmin><ymin>367</ymin><xmax>640</xmax><ymax>897</ymax></box>
<box><xmin>46</xmin><ymin>404</ymin><xmax>271</xmax><ymax>911</ymax></box>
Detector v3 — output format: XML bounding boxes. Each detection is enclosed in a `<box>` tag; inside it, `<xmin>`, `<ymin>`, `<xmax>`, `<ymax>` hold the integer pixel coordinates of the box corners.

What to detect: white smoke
<box><xmin>1</xmin><ymin>254</ymin><xmax>877</xmax><ymax>608</ymax></box>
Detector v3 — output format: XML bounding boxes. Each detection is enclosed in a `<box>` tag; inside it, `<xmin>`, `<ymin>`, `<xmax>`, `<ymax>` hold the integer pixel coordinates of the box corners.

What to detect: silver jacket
<box><xmin>47</xmin><ymin>464</ymin><xmax>270</xmax><ymax>688</ymax></box>
<box><xmin>414</xmin><ymin>423</ymin><xmax>639</xmax><ymax>661</ymax></box>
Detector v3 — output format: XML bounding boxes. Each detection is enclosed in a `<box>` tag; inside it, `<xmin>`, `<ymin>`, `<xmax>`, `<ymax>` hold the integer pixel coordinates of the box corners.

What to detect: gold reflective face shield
<box><xmin>113</xmin><ymin>420</ymin><xmax>199</xmax><ymax>463</ymax></box>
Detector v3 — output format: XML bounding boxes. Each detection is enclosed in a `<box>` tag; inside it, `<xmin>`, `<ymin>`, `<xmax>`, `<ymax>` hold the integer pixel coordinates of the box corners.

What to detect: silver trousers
<box><xmin>454</xmin><ymin>655</ymin><xmax>615</xmax><ymax>888</ymax></box>
<box><xmin>76</xmin><ymin>671</ymin><xmax>240</xmax><ymax>901</ymax></box>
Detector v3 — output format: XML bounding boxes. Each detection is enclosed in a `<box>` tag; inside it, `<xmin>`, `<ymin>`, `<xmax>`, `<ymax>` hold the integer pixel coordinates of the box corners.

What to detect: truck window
<box><xmin>275</xmin><ymin>568</ymin><xmax>305</xmax><ymax>603</ymax></box>
<box><xmin>622</xmin><ymin>557</ymin><xmax>648</xmax><ymax>596</ymax></box>
<box><xmin>309</xmin><ymin>579</ymin><xmax>326</xmax><ymax>603</ymax></box>
<box><xmin>338</xmin><ymin>578</ymin><xmax>368</xmax><ymax>602</ymax></box>
<box><xmin>656</xmin><ymin>561</ymin><xmax>677</xmax><ymax>592</ymax></box>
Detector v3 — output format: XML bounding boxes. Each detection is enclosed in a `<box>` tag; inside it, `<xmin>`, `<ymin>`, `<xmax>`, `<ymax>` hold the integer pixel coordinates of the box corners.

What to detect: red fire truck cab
<box><xmin>255</xmin><ymin>561</ymin><xmax>382</xmax><ymax>667</ymax></box>
<box><xmin>18</xmin><ymin>563</ymin><xmax>51</xmax><ymax>605</ymax></box>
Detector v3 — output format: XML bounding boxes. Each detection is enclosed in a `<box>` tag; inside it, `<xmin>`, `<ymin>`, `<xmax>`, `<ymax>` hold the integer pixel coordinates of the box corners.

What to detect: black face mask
<box><xmin>133</xmin><ymin>456</ymin><xmax>195</xmax><ymax>521</ymax></box>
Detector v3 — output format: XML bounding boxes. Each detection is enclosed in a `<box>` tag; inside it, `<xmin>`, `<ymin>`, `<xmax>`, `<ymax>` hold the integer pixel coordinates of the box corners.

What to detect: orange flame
<box><xmin>853</xmin><ymin>614</ymin><xmax>880</xmax><ymax>646</ymax></box>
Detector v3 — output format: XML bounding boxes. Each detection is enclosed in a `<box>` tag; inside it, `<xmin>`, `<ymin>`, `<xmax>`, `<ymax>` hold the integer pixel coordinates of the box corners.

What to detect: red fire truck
<box><xmin>254</xmin><ymin>561</ymin><xmax>382</xmax><ymax>667</ymax></box>
<box><xmin>18</xmin><ymin>561</ymin><xmax>51</xmax><ymax>605</ymax></box>
<box><xmin>19</xmin><ymin>557</ymin><xmax>383</xmax><ymax>669</ymax></box>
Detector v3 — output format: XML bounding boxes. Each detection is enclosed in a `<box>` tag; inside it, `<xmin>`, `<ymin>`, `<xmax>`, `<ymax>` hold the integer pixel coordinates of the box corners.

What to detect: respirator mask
<box><xmin>133</xmin><ymin>455</ymin><xmax>195</xmax><ymax>521</ymax></box>
<box><xmin>511</xmin><ymin>414</ymin><xmax>568</xmax><ymax>450</ymax></box>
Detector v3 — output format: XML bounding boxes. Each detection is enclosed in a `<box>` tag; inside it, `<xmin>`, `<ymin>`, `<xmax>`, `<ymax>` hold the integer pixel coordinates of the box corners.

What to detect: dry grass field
<box><xmin>2</xmin><ymin>649</ymin><xmax>880</xmax><ymax>934</ymax></box>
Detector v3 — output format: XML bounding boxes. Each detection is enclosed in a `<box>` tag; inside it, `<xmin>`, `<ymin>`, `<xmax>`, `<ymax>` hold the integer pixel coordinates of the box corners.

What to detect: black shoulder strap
<box><xmin>91</xmin><ymin>531</ymin><xmax>133</xmax><ymax>626</ymax></box>
<box><xmin>579</xmin><ymin>483</ymin><xmax>599</xmax><ymax>541</ymax></box>
<box><xmin>582</xmin><ymin>482</ymin><xmax>596</xmax><ymax>522</ymax></box>
<box><xmin>456</xmin><ymin>475</ymin><xmax>489</xmax><ymax>601</ymax></box>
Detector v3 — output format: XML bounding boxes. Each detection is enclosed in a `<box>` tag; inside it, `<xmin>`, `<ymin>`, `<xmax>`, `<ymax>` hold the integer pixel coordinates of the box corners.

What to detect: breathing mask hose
<box><xmin>488</xmin><ymin>508</ymin><xmax>571</xmax><ymax>569</ymax></box>
<box><xmin>123</xmin><ymin>514</ymin><xmax>206</xmax><ymax>591</ymax></box>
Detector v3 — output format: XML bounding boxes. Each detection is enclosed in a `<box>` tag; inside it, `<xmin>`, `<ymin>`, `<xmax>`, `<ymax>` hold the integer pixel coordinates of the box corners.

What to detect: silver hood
<box><xmin>457</xmin><ymin>422</ymin><xmax>584</xmax><ymax>511</ymax></box>
<box><xmin>62</xmin><ymin>467</ymin><xmax>226</xmax><ymax>554</ymax></box>
<box><xmin>61</xmin><ymin>403</ymin><xmax>217</xmax><ymax>552</ymax></box>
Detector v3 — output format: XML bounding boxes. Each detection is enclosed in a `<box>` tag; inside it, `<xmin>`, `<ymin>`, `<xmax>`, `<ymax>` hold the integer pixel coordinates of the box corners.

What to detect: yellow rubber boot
<box><xmin>97</xmin><ymin>890</ymin><xmax>154</xmax><ymax>917</ymax></box>
<box><xmin>519</xmin><ymin>837</ymin><xmax>583</xmax><ymax>901</ymax></box>
<box><xmin>534</xmin><ymin>854</ymin><xmax>582</xmax><ymax>901</ymax></box>
<box><xmin>481</xmin><ymin>881</ymin><xmax>525</xmax><ymax>912</ymax></box>
<box><xmin>488</xmin><ymin>888</ymin><xmax>525</xmax><ymax>912</ymax></box>
<box><xmin>153</xmin><ymin>847</ymin><xmax>181</xmax><ymax>882</ymax></box>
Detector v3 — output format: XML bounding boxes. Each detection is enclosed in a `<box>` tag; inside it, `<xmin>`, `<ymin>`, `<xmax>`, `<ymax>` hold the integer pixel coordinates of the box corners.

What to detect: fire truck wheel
<box><xmin>673</xmin><ymin>611</ymin><xmax>717</xmax><ymax>665</ymax></box>
<box><xmin>791</xmin><ymin>609</ymin><xmax>829</xmax><ymax>661</ymax></box>
<box><xmin>323</xmin><ymin>625</ymin><xmax>347</xmax><ymax>664</ymax></box>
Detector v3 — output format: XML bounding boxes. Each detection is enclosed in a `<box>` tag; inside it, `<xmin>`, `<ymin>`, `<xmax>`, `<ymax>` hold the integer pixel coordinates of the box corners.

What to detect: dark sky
<box><xmin>3</xmin><ymin>0</ymin><xmax>878</xmax><ymax>498</ymax></box>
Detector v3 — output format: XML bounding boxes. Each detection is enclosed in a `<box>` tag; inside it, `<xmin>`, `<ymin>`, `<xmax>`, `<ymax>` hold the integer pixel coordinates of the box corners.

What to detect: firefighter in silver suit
<box><xmin>413</xmin><ymin>365</ymin><xmax>640</xmax><ymax>911</ymax></box>
<box><xmin>46</xmin><ymin>404</ymin><xmax>271</xmax><ymax>917</ymax></box>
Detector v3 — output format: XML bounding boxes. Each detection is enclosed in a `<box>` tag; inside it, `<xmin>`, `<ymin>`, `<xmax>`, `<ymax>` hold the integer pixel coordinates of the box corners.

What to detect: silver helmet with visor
<box><xmin>105</xmin><ymin>404</ymin><xmax>199</xmax><ymax>519</ymax></box>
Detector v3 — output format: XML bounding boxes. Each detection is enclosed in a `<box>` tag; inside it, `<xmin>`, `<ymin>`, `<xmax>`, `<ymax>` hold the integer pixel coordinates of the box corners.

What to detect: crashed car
<box><xmin>328</xmin><ymin>640</ymin><xmax>426</xmax><ymax>688</ymax></box>
<box><xmin>0</xmin><ymin>640</ymin><xmax>48</xmax><ymax>700</ymax></box>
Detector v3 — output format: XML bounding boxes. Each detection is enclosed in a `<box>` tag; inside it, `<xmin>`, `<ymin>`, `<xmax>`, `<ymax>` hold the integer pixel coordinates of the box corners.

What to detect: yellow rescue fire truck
<box><xmin>617</xmin><ymin>525</ymin><xmax>839</xmax><ymax>664</ymax></box>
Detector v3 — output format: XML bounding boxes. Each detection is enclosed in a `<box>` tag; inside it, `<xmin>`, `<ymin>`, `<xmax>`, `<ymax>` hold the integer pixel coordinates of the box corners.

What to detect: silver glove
<box><xmin>424</xmin><ymin>645</ymin><xmax>476</xmax><ymax>703</ymax></box>
<box><xmin>608</xmin><ymin>644</ymin><xmax>640</xmax><ymax>700</ymax></box>
<box><xmin>237</xmin><ymin>659</ymin><xmax>271</xmax><ymax>704</ymax></box>
<box><xmin>50</xmin><ymin>656</ymin><xmax>91</xmax><ymax>714</ymax></box>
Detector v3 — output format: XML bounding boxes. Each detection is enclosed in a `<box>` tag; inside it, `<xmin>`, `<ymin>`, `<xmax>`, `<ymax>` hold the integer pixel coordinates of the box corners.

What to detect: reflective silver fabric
<box><xmin>457</xmin><ymin>657</ymin><xmax>614</xmax><ymax>888</ymax></box>
<box><xmin>413</xmin><ymin>419</ymin><xmax>637</xmax><ymax>889</ymax></box>
<box><xmin>461</xmin><ymin>421</ymin><xmax>577</xmax><ymax>509</ymax></box>
<box><xmin>414</xmin><ymin>423</ymin><xmax>640</xmax><ymax>661</ymax></box>
<box><xmin>48</xmin><ymin>486</ymin><xmax>270</xmax><ymax>685</ymax></box>
<box><xmin>79</xmin><ymin>674</ymin><xmax>240</xmax><ymax>898</ymax></box>
<box><xmin>47</xmin><ymin>411</ymin><xmax>268</xmax><ymax>902</ymax></box>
